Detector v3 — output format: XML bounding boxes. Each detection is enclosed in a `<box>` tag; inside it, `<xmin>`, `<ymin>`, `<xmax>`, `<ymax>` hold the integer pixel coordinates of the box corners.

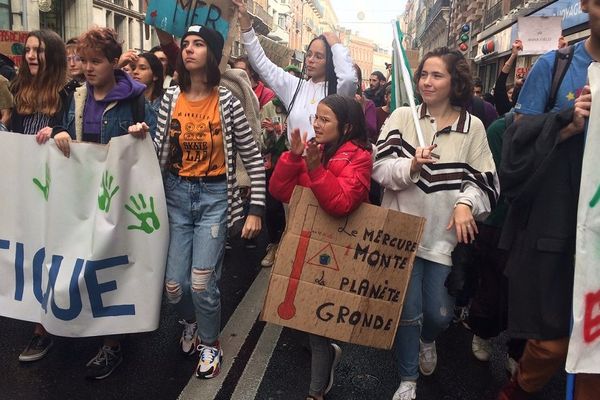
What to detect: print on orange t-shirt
<box><xmin>168</xmin><ymin>90</ymin><xmax>226</xmax><ymax>177</ymax></box>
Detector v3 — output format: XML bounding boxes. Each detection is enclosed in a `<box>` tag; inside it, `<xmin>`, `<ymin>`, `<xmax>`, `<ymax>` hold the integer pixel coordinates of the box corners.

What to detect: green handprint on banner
<box><xmin>98</xmin><ymin>171</ymin><xmax>120</xmax><ymax>212</ymax></box>
<box><xmin>590</xmin><ymin>185</ymin><xmax>600</xmax><ymax>208</ymax></box>
<box><xmin>33</xmin><ymin>163</ymin><xmax>50</xmax><ymax>201</ymax></box>
<box><xmin>125</xmin><ymin>194</ymin><xmax>160</xmax><ymax>234</ymax></box>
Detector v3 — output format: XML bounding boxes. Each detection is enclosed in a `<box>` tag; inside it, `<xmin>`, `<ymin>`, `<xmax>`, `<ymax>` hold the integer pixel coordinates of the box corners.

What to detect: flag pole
<box><xmin>392</xmin><ymin>21</ymin><xmax>426</xmax><ymax>148</ymax></box>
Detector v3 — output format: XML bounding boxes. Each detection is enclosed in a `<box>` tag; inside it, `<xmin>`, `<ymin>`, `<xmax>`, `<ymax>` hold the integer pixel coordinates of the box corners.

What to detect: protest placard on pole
<box><xmin>566</xmin><ymin>62</ymin><xmax>600</xmax><ymax>374</ymax></box>
<box><xmin>0</xmin><ymin>134</ymin><xmax>168</xmax><ymax>337</ymax></box>
<box><xmin>258</xmin><ymin>35</ymin><xmax>294</xmax><ymax>68</ymax></box>
<box><xmin>261</xmin><ymin>187</ymin><xmax>425</xmax><ymax>349</ymax></box>
<box><xmin>144</xmin><ymin>0</ymin><xmax>238</xmax><ymax>70</ymax></box>
<box><xmin>518</xmin><ymin>16</ymin><xmax>562</xmax><ymax>55</ymax></box>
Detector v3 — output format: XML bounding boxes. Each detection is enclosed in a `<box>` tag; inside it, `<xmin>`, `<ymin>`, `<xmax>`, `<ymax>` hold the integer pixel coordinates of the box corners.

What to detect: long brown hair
<box><xmin>11</xmin><ymin>30</ymin><xmax>66</xmax><ymax>116</ymax></box>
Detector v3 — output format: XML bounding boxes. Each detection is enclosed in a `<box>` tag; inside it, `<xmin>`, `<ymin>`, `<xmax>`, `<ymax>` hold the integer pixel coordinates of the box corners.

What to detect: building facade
<box><xmin>3</xmin><ymin>0</ymin><xmax>152</xmax><ymax>50</ymax></box>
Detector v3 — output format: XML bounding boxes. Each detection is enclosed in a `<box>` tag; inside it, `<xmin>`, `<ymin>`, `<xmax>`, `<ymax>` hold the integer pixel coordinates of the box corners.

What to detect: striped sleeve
<box><xmin>372</xmin><ymin>110</ymin><xmax>419</xmax><ymax>191</ymax></box>
<box><xmin>457</xmin><ymin>121</ymin><xmax>500</xmax><ymax>219</ymax></box>
<box><xmin>230</xmin><ymin>95</ymin><xmax>266</xmax><ymax>216</ymax></box>
<box><xmin>154</xmin><ymin>89</ymin><xmax>177</xmax><ymax>171</ymax></box>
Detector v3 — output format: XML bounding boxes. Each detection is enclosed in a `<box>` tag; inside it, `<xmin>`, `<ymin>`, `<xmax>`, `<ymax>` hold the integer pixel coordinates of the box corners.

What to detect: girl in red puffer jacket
<box><xmin>269</xmin><ymin>94</ymin><xmax>372</xmax><ymax>400</ymax></box>
<box><xmin>269</xmin><ymin>94</ymin><xmax>373</xmax><ymax>217</ymax></box>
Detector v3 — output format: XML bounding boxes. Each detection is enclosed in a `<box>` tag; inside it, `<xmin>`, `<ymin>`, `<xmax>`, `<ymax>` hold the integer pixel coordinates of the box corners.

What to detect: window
<box><xmin>278</xmin><ymin>14</ymin><xmax>286</xmax><ymax>29</ymax></box>
<box><xmin>0</xmin><ymin>0</ymin><xmax>10</xmax><ymax>30</ymax></box>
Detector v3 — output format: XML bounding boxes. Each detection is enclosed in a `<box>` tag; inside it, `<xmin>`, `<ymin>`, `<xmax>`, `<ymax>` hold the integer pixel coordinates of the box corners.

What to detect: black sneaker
<box><xmin>85</xmin><ymin>345</ymin><xmax>123</xmax><ymax>380</ymax></box>
<box><xmin>19</xmin><ymin>334</ymin><xmax>53</xmax><ymax>362</ymax></box>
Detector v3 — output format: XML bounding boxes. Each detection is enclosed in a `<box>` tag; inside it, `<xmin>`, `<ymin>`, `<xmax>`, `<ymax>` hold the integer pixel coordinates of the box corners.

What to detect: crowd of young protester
<box><xmin>2</xmin><ymin>0</ymin><xmax>598</xmax><ymax>398</ymax></box>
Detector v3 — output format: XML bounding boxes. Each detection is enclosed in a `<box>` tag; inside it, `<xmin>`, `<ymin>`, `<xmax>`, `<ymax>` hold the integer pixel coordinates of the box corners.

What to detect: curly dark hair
<box><xmin>413</xmin><ymin>47</ymin><xmax>473</xmax><ymax>107</ymax></box>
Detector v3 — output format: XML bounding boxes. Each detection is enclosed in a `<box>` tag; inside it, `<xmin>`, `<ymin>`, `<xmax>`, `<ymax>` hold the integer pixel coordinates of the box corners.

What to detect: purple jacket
<box><xmin>363</xmin><ymin>98</ymin><xmax>378</xmax><ymax>142</ymax></box>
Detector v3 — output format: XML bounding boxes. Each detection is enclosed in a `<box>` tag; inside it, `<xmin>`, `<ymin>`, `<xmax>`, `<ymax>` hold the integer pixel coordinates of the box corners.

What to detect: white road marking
<box><xmin>230</xmin><ymin>323</ymin><xmax>283</xmax><ymax>400</ymax></box>
<box><xmin>177</xmin><ymin>268</ymin><xmax>279</xmax><ymax>400</ymax></box>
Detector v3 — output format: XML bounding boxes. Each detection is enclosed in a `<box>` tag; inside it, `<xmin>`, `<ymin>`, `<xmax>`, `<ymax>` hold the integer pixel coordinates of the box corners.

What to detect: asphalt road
<box><xmin>0</xmin><ymin>239</ymin><xmax>566</xmax><ymax>400</ymax></box>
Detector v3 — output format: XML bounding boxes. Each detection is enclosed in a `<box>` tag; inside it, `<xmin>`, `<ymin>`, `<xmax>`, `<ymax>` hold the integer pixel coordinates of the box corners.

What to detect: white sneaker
<box><xmin>196</xmin><ymin>342</ymin><xmax>223</xmax><ymax>379</ymax></box>
<box><xmin>418</xmin><ymin>340</ymin><xmax>437</xmax><ymax>376</ymax></box>
<box><xmin>392</xmin><ymin>381</ymin><xmax>417</xmax><ymax>400</ymax></box>
<box><xmin>261</xmin><ymin>243</ymin><xmax>278</xmax><ymax>267</ymax></box>
<box><xmin>505</xmin><ymin>354</ymin><xmax>519</xmax><ymax>377</ymax></box>
<box><xmin>471</xmin><ymin>335</ymin><xmax>493</xmax><ymax>361</ymax></box>
<box><xmin>179</xmin><ymin>319</ymin><xmax>199</xmax><ymax>355</ymax></box>
<box><xmin>324</xmin><ymin>343</ymin><xmax>342</xmax><ymax>395</ymax></box>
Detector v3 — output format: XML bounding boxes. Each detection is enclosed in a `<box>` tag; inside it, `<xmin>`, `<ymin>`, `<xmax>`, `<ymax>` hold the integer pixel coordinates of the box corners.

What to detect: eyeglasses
<box><xmin>306</xmin><ymin>51</ymin><xmax>325</xmax><ymax>61</ymax></box>
<box><xmin>309</xmin><ymin>114</ymin><xmax>330</xmax><ymax>127</ymax></box>
<box><xmin>67</xmin><ymin>55</ymin><xmax>81</xmax><ymax>63</ymax></box>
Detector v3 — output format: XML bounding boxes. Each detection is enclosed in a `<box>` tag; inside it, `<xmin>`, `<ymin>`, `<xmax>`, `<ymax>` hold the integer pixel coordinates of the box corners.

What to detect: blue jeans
<box><xmin>394</xmin><ymin>257</ymin><xmax>455</xmax><ymax>380</ymax></box>
<box><xmin>164</xmin><ymin>173</ymin><xmax>228</xmax><ymax>345</ymax></box>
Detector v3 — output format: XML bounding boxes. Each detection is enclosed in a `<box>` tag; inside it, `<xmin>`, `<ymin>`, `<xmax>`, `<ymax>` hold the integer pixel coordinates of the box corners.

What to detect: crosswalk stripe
<box><xmin>230</xmin><ymin>323</ymin><xmax>283</xmax><ymax>400</ymax></box>
<box><xmin>178</xmin><ymin>268</ymin><xmax>274</xmax><ymax>400</ymax></box>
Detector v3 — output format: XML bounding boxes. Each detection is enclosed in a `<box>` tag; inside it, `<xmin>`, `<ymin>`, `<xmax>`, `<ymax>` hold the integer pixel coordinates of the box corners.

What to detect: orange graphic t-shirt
<box><xmin>168</xmin><ymin>90</ymin><xmax>226</xmax><ymax>177</ymax></box>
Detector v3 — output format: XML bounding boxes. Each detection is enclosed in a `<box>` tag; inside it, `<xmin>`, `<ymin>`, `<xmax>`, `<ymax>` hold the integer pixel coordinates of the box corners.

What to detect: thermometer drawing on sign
<box><xmin>277</xmin><ymin>204</ymin><xmax>318</xmax><ymax>320</ymax></box>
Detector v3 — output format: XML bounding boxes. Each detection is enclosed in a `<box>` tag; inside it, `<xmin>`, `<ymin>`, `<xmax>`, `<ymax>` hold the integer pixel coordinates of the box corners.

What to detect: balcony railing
<box><xmin>483</xmin><ymin>1</ymin><xmax>503</xmax><ymax>26</ymax></box>
<box><xmin>510</xmin><ymin>0</ymin><xmax>524</xmax><ymax>10</ymax></box>
<box><xmin>247</xmin><ymin>0</ymin><xmax>273</xmax><ymax>31</ymax></box>
<box><xmin>425</xmin><ymin>0</ymin><xmax>450</xmax><ymax>30</ymax></box>
<box><xmin>306</xmin><ymin>0</ymin><xmax>325</xmax><ymax>17</ymax></box>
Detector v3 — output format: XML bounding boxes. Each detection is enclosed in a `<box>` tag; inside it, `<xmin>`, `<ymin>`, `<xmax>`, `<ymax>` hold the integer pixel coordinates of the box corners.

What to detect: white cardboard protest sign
<box><xmin>566</xmin><ymin>62</ymin><xmax>600</xmax><ymax>373</ymax></box>
<box><xmin>518</xmin><ymin>16</ymin><xmax>562</xmax><ymax>55</ymax></box>
<box><xmin>0</xmin><ymin>134</ymin><xmax>168</xmax><ymax>337</ymax></box>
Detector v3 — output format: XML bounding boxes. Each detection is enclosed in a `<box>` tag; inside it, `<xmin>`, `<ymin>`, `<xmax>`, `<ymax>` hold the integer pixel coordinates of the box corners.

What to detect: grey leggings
<box><xmin>308</xmin><ymin>334</ymin><xmax>333</xmax><ymax>397</ymax></box>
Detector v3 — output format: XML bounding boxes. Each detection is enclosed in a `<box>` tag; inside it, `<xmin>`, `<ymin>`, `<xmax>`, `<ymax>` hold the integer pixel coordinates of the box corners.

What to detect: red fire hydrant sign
<box><xmin>261</xmin><ymin>187</ymin><xmax>425</xmax><ymax>349</ymax></box>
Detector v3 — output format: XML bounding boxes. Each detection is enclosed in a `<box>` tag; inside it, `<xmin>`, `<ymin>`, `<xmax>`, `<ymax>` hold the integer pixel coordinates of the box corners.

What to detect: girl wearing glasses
<box><xmin>373</xmin><ymin>48</ymin><xmax>498</xmax><ymax>400</ymax></box>
<box><xmin>269</xmin><ymin>94</ymin><xmax>372</xmax><ymax>400</ymax></box>
<box><xmin>233</xmin><ymin>0</ymin><xmax>356</xmax><ymax>143</ymax></box>
<box><xmin>65</xmin><ymin>38</ymin><xmax>85</xmax><ymax>85</ymax></box>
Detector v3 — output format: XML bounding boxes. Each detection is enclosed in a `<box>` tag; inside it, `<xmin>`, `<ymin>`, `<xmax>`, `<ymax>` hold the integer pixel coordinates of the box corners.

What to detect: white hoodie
<box><xmin>241</xmin><ymin>29</ymin><xmax>357</xmax><ymax>142</ymax></box>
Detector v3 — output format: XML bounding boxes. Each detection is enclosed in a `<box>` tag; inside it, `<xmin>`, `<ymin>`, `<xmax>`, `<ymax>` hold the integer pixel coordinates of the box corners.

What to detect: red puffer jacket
<box><xmin>269</xmin><ymin>141</ymin><xmax>372</xmax><ymax>217</ymax></box>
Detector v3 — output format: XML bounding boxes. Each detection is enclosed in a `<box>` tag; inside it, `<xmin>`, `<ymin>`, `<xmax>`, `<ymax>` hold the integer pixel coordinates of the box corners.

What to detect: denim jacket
<box><xmin>55</xmin><ymin>84</ymin><xmax>157</xmax><ymax>144</ymax></box>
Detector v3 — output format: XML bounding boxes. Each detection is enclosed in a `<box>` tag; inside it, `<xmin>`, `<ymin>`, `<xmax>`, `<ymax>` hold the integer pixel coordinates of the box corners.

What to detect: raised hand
<box><xmin>305</xmin><ymin>140</ymin><xmax>321</xmax><ymax>171</ymax></box>
<box><xmin>410</xmin><ymin>144</ymin><xmax>437</xmax><ymax>174</ymax></box>
<box><xmin>289</xmin><ymin>128</ymin><xmax>307</xmax><ymax>156</ymax></box>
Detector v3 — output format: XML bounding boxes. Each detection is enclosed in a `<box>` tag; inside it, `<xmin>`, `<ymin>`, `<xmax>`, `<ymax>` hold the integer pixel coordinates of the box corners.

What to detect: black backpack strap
<box><xmin>545</xmin><ymin>45</ymin><xmax>575</xmax><ymax>113</ymax></box>
<box><xmin>130</xmin><ymin>93</ymin><xmax>146</xmax><ymax>124</ymax></box>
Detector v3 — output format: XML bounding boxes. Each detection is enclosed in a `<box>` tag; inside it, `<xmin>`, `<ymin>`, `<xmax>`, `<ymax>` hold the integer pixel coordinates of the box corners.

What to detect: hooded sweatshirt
<box><xmin>82</xmin><ymin>69</ymin><xmax>146</xmax><ymax>142</ymax></box>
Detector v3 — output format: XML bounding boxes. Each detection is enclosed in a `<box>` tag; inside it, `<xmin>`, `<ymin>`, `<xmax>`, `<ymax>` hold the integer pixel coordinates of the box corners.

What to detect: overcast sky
<box><xmin>329</xmin><ymin>0</ymin><xmax>407</xmax><ymax>50</ymax></box>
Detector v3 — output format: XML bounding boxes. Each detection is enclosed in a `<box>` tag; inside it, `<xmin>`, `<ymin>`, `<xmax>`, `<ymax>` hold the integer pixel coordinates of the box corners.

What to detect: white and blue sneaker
<box><xmin>195</xmin><ymin>342</ymin><xmax>223</xmax><ymax>379</ymax></box>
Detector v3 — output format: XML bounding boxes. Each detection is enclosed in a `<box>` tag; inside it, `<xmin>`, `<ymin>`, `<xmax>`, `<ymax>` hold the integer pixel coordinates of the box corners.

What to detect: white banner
<box><xmin>0</xmin><ymin>133</ymin><xmax>168</xmax><ymax>337</ymax></box>
<box><xmin>567</xmin><ymin>62</ymin><xmax>600</xmax><ymax>373</ymax></box>
<box><xmin>517</xmin><ymin>16</ymin><xmax>562</xmax><ymax>55</ymax></box>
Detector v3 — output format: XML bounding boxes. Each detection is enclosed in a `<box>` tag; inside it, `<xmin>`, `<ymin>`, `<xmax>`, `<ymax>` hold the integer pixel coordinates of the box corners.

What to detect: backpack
<box><xmin>504</xmin><ymin>44</ymin><xmax>575</xmax><ymax>130</ymax></box>
<box><xmin>544</xmin><ymin>44</ymin><xmax>575</xmax><ymax>113</ymax></box>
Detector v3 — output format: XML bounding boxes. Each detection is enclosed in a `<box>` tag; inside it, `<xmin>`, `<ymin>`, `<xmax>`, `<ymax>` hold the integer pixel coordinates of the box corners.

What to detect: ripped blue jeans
<box><xmin>163</xmin><ymin>173</ymin><xmax>228</xmax><ymax>345</ymax></box>
<box><xmin>394</xmin><ymin>256</ymin><xmax>455</xmax><ymax>380</ymax></box>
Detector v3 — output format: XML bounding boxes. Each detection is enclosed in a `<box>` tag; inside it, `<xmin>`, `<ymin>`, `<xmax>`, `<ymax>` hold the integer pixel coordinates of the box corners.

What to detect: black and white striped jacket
<box><xmin>154</xmin><ymin>86</ymin><xmax>265</xmax><ymax>234</ymax></box>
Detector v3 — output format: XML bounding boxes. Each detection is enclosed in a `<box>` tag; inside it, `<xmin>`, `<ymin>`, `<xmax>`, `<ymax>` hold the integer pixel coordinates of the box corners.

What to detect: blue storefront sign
<box><xmin>530</xmin><ymin>0</ymin><xmax>589</xmax><ymax>31</ymax></box>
